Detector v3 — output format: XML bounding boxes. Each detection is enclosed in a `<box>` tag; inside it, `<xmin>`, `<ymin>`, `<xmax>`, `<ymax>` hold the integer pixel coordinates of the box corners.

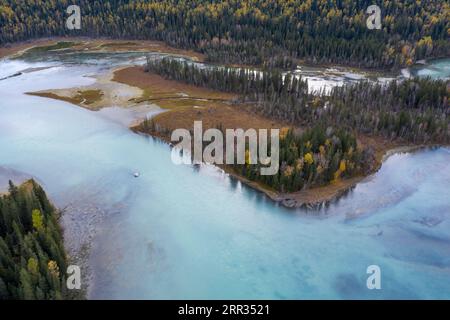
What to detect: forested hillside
<box><xmin>0</xmin><ymin>180</ymin><xmax>72</xmax><ymax>300</ymax></box>
<box><xmin>0</xmin><ymin>0</ymin><xmax>448</xmax><ymax>68</ymax></box>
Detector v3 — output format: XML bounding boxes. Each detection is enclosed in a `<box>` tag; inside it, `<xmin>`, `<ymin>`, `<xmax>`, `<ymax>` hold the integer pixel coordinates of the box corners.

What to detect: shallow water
<box><xmin>0</xmin><ymin>54</ymin><xmax>449</xmax><ymax>299</ymax></box>
<box><xmin>410</xmin><ymin>58</ymin><xmax>450</xmax><ymax>80</ymax></box>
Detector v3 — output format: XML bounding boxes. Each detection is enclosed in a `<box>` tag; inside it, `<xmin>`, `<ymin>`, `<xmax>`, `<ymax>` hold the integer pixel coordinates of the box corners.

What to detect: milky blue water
<box><xmin>410</xmin><ymin>58</ymin><xmax>450</xmax><ymax>80</ymax></box>
<box><xmin>0</xmin><ymin>54</ymin><xmax>449</xmax><ymax>299</ymax></box>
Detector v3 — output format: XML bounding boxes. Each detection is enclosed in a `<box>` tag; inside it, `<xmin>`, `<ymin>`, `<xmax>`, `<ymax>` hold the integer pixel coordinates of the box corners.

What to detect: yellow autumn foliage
<box><xmin>319</xmin><ymin>145</ymin><xmax>326</xmax><ymax>155</ymax></box>
<box><xmin>304</xmin><ymin>152</ymin><xmax>314</xmax><ymax>165</ymax></box>
<box><xmin>0</xmin><ymin>5</ymin><xmax>14</xmax><ymax>18</ymax></box>
<box><xmin>47</xmin><ymin>260</ymin><xmax>60</xmax><ymax>277</ymax></box>
<box><xmin>283</xmin><ymin>165</ymin><xmax>294</xmax><ymax>177</ymax></box>
<box><xmin>295</xmin><ymin>158</ymin><xmax>304</xmax><ymax>171</ymax></box>
<box><xmin>27</xmin><ymin>258</ymin><xmax>39</xmax><ymax>275</ymax></box>
<box><xmin>333</xmin><ymin>170</ymin><xmax>341</xmax><ymax>182</ymax></box>
<box><xmin>32</xmin><ymin>209</ymin><xmax>44</xmax><ymax>231</ymax></box>
<box><xmin>245</xmin><ymin>149</ymin><xmax>251</xmax><ymax>165</ymax></box>
<box><xmin>347</xmin><ymin>146</ymin><xmax>353</xmax><ymax>157</ymax></box>
<box><xmin>339</xmin><ymin>159</ymin><xmax>346</xmax><ymax>172</ymax></box>
<box><xmin>279</xmin><ymin>127</ymin><xmax>290</xmax><ymax>140</ymax></box>
<box><xmin>317</xmin><ymin>165</ymin><xmax>324</xmax><ymax>175</ymax></box>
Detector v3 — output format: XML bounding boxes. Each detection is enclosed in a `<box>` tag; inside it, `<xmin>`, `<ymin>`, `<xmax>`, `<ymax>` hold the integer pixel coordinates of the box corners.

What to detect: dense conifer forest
<box><xmin>144</xmin><ymin>57</ymin><xmax>449</xmax><ymax>192</ymax></box>
<box><xmin>146</xmin><ymin>58</ymin><xmax>449</xmax><ymax>144</ymax></box>
<box><xmin>237</xmin><ymin>125</ymin><xmax>375</xmax><ymax>193</ymax></box>
<box><xmin>1</xmin><ymin>0</ymin><xmax>449</xmax><ymax>302</ymax></box>
<box><xmin>0</xmin><ymin>180</ymin><xmax>73</xmax><ymax>300</ymax></box>
<box><xmin>0</xmin><ymin>0</ymin><xmax>449</xmax><ymax>68</ymax></box>
<box><xmin>1</xmin><ymin>0</ymin><xmax>449</xmax><ymax>212</ymax></box>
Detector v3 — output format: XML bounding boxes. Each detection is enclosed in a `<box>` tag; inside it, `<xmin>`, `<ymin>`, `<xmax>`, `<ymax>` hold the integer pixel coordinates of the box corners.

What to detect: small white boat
<box><xmin>133</xmin><ymin>172</ymin><xmax>140</xmax><ymax>178</ymax></box>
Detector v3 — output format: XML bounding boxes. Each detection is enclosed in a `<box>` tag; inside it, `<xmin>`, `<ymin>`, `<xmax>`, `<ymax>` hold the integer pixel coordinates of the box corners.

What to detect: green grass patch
<box><xmin>100</xmin><ymin>42</ymin><xmax>138</xmax><ymax>48</ymax></box>
<box><xmin>28</xmin><ymin>41</ymin><xmax>78</xmax><ymax>53</ymax></box>
<box><xmin>74</xmin><ymin>90</ymin><xmax>104</xmax><ymax>105</ymax></box>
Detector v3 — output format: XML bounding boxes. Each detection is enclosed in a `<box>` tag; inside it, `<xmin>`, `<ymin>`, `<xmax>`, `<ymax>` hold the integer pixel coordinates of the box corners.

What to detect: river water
<box><xmin>0</xmin><ymin>52</ymin><xmax>449</xmax><ymax>299</ymax></box>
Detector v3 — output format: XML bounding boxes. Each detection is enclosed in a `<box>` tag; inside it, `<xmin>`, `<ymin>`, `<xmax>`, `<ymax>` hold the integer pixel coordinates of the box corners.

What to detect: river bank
<box><xmin>21</xmin><ymin>61</ymin><xmax>445</xmax><ymax>209</ymax></box>
<box><xmin>115</xmin><ymin>67</ymin><xmax>441</xmax><ymax>209</ymax></box>
<box><xmin>0</xmin><ymin>179</ymin><xmax>85</xmax><ymax>299</ymax></box>
<box><xmin>26</xmin><ymin>65</ymin><xmax>144</xmax><ymax>111</ymax></box>
<box><xmin>2</xmin><ymin>47</ymin><xmax>450</xmax><ymax>299</ymax></box>
<box><xmin>9</xmin><ymin>41</ymin><xmax>448</xmax><ymax>210</ymax></box>
<box><xmin>0</xmin><ymin>37</ymin><xmax>204</xmax><ymax>61</ymax></box>
<box><xmin>133</xmin><ymin>123</ymin><xmax>437</xmax><ymax>209</ymax></box>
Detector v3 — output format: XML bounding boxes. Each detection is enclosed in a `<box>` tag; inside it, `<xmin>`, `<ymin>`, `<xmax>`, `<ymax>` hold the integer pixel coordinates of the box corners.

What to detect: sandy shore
<box><xmin>27</xmin><ymin>66</ymin><xmax>144</xmax><ymax>111</ymax></box>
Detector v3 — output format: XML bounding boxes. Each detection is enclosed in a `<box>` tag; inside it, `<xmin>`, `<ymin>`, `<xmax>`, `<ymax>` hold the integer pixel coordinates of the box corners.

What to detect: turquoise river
<box><xmin>0</xmin><ymin>52</ymin><xmax>449</xmax><ymax>299</ymax></box>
